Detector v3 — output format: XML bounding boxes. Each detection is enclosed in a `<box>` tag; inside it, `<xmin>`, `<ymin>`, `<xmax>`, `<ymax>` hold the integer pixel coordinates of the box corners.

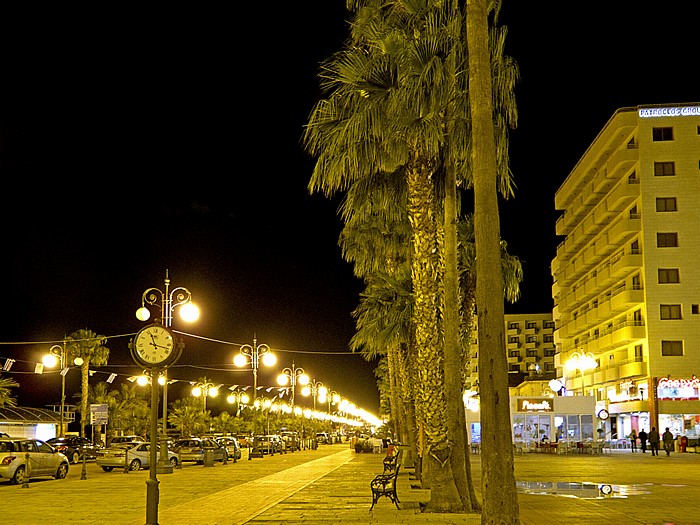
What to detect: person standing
<box><xmin>629</xmin><ymin>429</ymin><xmax>638</xmax><ymax>452</ymax></box>
<box><xmin>648</xmin><ymin>426</ymin><xmax>660</xmax><ymax>456</ymax></box>
<box><xmin>662</xmin><ymin>427</ymin><xmax>674</xmax><ymax>456</ymax></box>
<box><xmin>638</xmin><ymin>429</ymin><xmax>648</xmax><ymax>453</ymax></box>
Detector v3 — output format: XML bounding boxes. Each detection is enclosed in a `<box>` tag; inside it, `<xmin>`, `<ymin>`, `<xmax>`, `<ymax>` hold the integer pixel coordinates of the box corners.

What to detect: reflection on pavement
<box><xmin>516</xmin><ymin>480</ymin><xmax>655</xmax><ymax>499</ymax></box>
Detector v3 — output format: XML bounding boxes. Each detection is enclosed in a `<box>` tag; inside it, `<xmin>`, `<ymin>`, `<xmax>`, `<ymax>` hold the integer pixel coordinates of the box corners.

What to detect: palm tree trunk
<box><xmin>443</xmin><ymin>159</ymin><xmax>478</xmax><ymax>511</ymax></box>
<box><xmin>467</xmin><ymin>0</ymin><xmax>520</xmax><ymax>523</ymax></box>
<box><xmin>407</xmin><ymin>159</ymin><xmax>463</xmax><ymax>512</ymax></box>
<box><xmin>80</xmin><ymin>361</ymin><xmax>89</xmax><ymax>438</ymax></box>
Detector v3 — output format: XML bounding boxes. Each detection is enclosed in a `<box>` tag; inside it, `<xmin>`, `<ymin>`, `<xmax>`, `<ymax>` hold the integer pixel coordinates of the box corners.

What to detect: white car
<box><xmin>96</xmin><ymin>441</ymin><xmax>179</xmax><ymax>471</ymax></box>
<box><xmin>0</xmin><ymin>437</ymin><xmax>69</xmax><ymax>484</ymax></box>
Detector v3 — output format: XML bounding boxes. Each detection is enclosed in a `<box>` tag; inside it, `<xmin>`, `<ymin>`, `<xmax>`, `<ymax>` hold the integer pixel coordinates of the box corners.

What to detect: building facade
<box><xmin>551</xmin><ymin>103</ymin><xmax>700</xmax><ymax>441</ymax></box>
<box><xmin>465</xmin><ymin>313</ymin><xmax>557</xmax><ymax>393</ymax></box>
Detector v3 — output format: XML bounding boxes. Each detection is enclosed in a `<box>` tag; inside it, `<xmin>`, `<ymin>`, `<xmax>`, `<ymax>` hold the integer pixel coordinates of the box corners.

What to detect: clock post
<box><xmin>145</xmin><ymin>365</ymin><xmax>161</xmax><ymax>525</ymax></box>
<box><xmin>130</xmin><ymin>323</ymin><xmax>184</xmax><ymax>525</ymax></box>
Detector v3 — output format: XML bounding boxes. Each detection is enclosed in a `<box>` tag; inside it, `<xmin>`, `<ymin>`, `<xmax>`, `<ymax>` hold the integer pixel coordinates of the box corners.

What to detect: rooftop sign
<box><xmin>639</xmin><ymin>106</ymin><xmax>700</xmax><ymax>118</ymax></box>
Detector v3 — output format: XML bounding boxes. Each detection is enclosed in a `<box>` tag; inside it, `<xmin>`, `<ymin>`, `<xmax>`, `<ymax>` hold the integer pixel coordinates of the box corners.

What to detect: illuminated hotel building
<box><xmin>552</xmin><ymin>103</ymin><xmax>700</xmax><ymax>441</ymax></box>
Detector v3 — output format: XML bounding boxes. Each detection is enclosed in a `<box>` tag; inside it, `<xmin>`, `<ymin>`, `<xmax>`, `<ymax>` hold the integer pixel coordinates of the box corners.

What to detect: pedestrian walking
<box><xmin>648</xmin><ymin>426</ymin><xmax>660</xmax><ymax>456</ymax></box>
<box><xmin>662</xmin><ymin>427</ymin><xmax>674</xmax><ymax>456</ymax></box>
<box><xmin>638</xmin><ymin>429</ymin><xmax>648</xmax><ymax>453</ymax></box>
<box><xmin>629</xmin><ymin>429</ymin><xmax>637</xmax><ymax>452</ymax></box>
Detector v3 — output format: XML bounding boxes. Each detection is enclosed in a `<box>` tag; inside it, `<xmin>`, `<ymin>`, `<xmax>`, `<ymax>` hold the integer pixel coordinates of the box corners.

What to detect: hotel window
<box><xmin>509</xmin><ymin>350</ymin><xmax>520</xmax><ymax>358</ymax></box>
<box><xmin>661</xmin><ymin>340</ymin><xmax>683</xmax><ymax>356</ymax></box>
<box><xmin>657</xmin><ymin>232</ymin><xmax>678</xmax><ymax>247</ymax></box>
<box><xmin>652</xmin><ymin>127</ymin><xmax>674</xmax><ymax>141</ymax></box>
<box><xmin>660</xmin><ymin>304</ymin><xmax>682</xmax><ymax>320</ymax></box>
<box><xmin>656</xmin><ymin>197</ymin><xmax>677</xmax><ymax>212</ymax></box>
<box><xmin>654</xmin><ymin>161</ymin><xmax>675</xmax><ymax>176</ymax></box>
<box><xmin>508</xmin><ymin>322</ymin><xmax>519</xmax><ymax>330</ymax></box>
<box><xmin>543</xmin><ymin>321</ymin><xmax>555</xmax><ymax>329</ymax></box>
<box><xmin>526</xmin><ymin>321</ymin><xmax>537</xmax><ymax>329</ymax></box>
<box><xmin>544</xmin><ymin>335</ymin><xmax>554</xmax><ymax>343</ymax></box>
<box><xmin>526</xmin><ymin>335</ymin><xmax>538</xmax><ymax>343</ymax></box>
<box><xmin>508</xmin><ymin>336</ymin><xmax>519</xmax><ymax>344</ymax></box>
<box><xmin>693</xmin><ymin>304</ymin><xmax>699</xmax><ymax>314</ymax></box>
<box><xmin>658</xmin><ymin>268</ymin><xmax>680</xmax><ymax>283</ymax></box>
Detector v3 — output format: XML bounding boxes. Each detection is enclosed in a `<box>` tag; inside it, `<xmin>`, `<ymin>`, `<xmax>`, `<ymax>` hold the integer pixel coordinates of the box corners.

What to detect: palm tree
<box><xmin>169</xmin><ymin>397</ymin><xmax>210</xmax><ymax>437</ymax></box>
<box><xmin>466</xmin><ymin>0</ymin><xmax>520</xmax><ymax>522</ymax></box>
<box><xmin>67</xmin><ymin>328</ymin><xmax>110</xmax><ymax>439</ymax></box>
<box><xmin>0</xmin><ymin>377</ymin><xmax>19</xmax><ymax>408</ymax></box>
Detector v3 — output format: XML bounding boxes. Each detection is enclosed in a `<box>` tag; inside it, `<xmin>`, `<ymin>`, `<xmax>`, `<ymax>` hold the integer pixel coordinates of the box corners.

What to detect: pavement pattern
<box><xmin>3</xmin><ymin>442</ymin><xmax>699</xmax><ymax>524</ymax></box>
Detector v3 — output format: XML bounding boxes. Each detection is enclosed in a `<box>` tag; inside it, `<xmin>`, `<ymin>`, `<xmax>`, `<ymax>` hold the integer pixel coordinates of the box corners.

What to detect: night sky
<box><xmin>1</xmin><ymin>3</ymin><xmax>697</xmax><ymax>414</ymax></box>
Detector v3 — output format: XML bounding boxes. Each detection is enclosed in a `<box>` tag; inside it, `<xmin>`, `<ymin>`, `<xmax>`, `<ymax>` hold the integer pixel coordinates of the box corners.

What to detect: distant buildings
<box><xmin>551</xmin><ymin>103</ymin><xmax>700</xmax><ymax>441</ymax></box>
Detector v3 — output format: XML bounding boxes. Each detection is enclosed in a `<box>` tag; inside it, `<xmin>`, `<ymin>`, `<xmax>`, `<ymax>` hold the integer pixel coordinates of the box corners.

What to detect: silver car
<box><xmin>0</xmin><ymin>437</ymin><xmax>70</xmax><ymax>484</ymax></box>
<box><xmin>173</xmin><ymin>437</ymin><xmax>228</xmax><ymax>463</ymax></box>
<box><xmin>96</xmin><ymin>441</ymin><xmax>179</xmax><ymax>471</ymax></box>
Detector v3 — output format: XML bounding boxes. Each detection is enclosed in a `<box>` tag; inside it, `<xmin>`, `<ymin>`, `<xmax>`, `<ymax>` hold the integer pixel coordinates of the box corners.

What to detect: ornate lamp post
<box><xmin>325</xmin><ymin>390</ymin><xmax>341</xmax><ymax>414</ymax></box>
<box><xmin>233</xmin><ymin>336</ymin><xmax>276</xmax><ymax>402</ymax></box>
<box><xmin>191</xmin><ymin>380</ymin><xmax>221</xmax><ymax>412</ymax></box>
<box><xmin>226</xmin><ymin>389</ymin><xmax>250</xmax><ymax>417</ymax></box>
<box><xmin>277</xmin><ymin>362</ymin><xmax>309</xmax><ymax>411</ymax></box>
<box><xmin>301</xmin><ymin>379</ymin><xmax>326</xmax><ymax>411</ymax></box>
<box><xmin>135</xmin><ymin>270</ymin><xmax>199</xmax><ymax>474</ymax></box>
<box><xmin>565</xmin><ymin>352</ymin><xmax>598</xmax><ymax>396</ymax></box>
<box><xmin>43</xmin><ymin>341</ymin><xmax>83</xmax><ymax>438</ymax></box>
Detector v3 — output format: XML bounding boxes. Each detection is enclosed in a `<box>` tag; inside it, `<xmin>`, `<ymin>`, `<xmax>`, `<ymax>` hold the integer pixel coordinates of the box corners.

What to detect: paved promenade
<box><xmin>3</xmin><ymin>443</ymin><xmax>700</xmax><ymax>524</ymax></box>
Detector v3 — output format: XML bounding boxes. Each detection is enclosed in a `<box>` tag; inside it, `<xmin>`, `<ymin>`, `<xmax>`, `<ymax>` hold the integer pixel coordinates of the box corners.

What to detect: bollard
<box><xmin>21</xmin><ymin>452</ymin><xmax>30</xmax><ymax>488</ymax></box>
<box><xmin>81</xmin><ymin>450</ymin><xmax>87</xmax><ymax>480</ymax></box>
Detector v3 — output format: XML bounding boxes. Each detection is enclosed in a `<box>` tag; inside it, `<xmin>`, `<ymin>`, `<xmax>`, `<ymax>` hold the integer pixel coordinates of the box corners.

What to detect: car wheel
<box><xmin>55</xmin><ymin>463</ymin><xmax>69</xmax><ymax>479</ymax></box>
<box><xmin>11</xmin><ymin>465</ymin><xmax>25</xmax><ymax>485</ymax></box>
<box><xmin>71</xmin><ymin>451</ymin><xmax>81</xmax><ymax>464</ymax></box>
<box><xmin>101</xmin><ymin>466</ymin><xmax>114</xmax><ymax>472</ymax></box>
<box><xmin>169</xmin><ymin>457</ymin><xmax>178</xmax><ymax>468</ymax></box>
<box><xmin>129</xmin><ymin>459</ymin><xmax>141</xmax><ymax>471</ymax></box>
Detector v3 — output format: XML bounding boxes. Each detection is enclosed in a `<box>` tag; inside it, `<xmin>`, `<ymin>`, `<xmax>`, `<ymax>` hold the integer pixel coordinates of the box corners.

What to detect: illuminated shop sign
<box><xmin>518</xmin><ymin>399</ymin><xmax>553</xmax><ymax>412</ymax></box>
<box><xmin>657</xmin><ymin>375</ymin><xmax>700</xmax><ymax>401</ymax></box>
<box><xmin>639</xmin><ymin>106</ymin><xmax>700</xmax><ymax>118</ymax></box>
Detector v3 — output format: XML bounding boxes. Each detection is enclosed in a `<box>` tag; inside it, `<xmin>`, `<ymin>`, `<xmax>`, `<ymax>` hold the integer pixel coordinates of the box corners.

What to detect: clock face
<box><xmin>133</xmin><ymin>325</ymin><xmax>175</xmax><ymax>366</ymax></box>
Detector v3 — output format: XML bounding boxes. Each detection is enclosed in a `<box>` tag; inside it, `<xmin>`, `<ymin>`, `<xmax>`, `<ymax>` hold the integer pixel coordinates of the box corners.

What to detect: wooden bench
<box><xmin>370</xmin><ymin>464</ymin><xmax>401</xmax><ymax>510</ymax></box>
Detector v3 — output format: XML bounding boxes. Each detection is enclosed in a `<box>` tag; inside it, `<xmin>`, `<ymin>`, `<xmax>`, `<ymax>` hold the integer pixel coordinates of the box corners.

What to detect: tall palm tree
<box><xmin>467</xmin><ymin>0</ymin><xmax>520</xmax><ymax>522</ymax></box>
<box><xmin>0</xmin><ymin>377</ymin><xmax>19</xmax><ymax>408</ymax></box>
<box><xmin>67</xmin><ymin>328</ymin><xmax>110</xmax><ymax>439</ymax></box>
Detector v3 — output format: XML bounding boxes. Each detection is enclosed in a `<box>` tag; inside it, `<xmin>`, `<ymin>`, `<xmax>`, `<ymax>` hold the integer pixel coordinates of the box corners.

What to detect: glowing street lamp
<box><xmin>565</xmin><ymin>352</ymin><xmax>598</xmax><ymax>396</ymax></box>
<box><xmin>277</xmin><ymin>362</ymin><xmax>309</xmax><ymax>410</ymax></box>
<box><xmin>191</xmin><ymin>380</ymin><xmax>221</xmax><ymax>412</ymax></box>
<box><xmin>226</xmin><ymin>389</ymin><xmax>250</xmax><ymax>417</ymax></box>
<box><xmin>233</xmin><ymin>336</ymin><xmax>276</xmax><ymax>401</ymax></box>
<box><xmin>43</xmin><ymin>342</ymin><xmax>83</xmax><ymax>438</ymax></box>
<box><xmin>301</xmin><ymin>379</ymin><xmax>326</xmax><ymax>411</ymax></box>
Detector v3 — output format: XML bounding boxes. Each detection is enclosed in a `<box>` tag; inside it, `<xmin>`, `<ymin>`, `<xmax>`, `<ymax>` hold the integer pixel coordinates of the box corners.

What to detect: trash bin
<box><xmin>311</xmin><ymin>439</ymin><xmax>318</xmax><ymax>450</ymax></box>
<box><xmin>203</xmin><ymin>447</ymin><xmax>215</xmax><ymax>467</ymax></box>
<box><xmin>680</xmin><ymin>436</ymin><xmax>688</xmax><ymax>453</ymax></box>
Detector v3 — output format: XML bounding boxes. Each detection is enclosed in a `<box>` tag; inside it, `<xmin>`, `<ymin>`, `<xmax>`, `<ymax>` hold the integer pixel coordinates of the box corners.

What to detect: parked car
<box><xmin>0</xmin><ymin>437</ymin><xmax>69</xmax><ymax>484</ymax></box>
<box><xmin>214</xmin><ymin>436</ymin><xmax>241</xmax><ymax>460</ymax></box>
<box><xmin>46</xmin><ymin>436</ymin><xmax>103</xmax><ymax>464</ymax></box>
<box><xmin>316</xmin><ymin>432</ymin><xmax>330</xmax><ymax>444</ymax></box>
<box><xmin>108</xmin><ymin>435</ymin><xmax>142</xmax><ymax>446</ymax></box>
<box><xmin>172</xmin><ymin>437</ymin><xmax>228</xmax><ymax>464</ymax></box>
<box><xmin>280</xmin><ymin>431</ymin><xmax>300</xmax><ymax>452</ymax></box>
<box><xmin>96</xmin><ymin>441</ymin><xmax>179</xmax><ymax>471</ymax></box>
<box><xmin>249</xmin><ymin>435</ymin><xmax>283</xmax><ymax>457</ymax></box>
